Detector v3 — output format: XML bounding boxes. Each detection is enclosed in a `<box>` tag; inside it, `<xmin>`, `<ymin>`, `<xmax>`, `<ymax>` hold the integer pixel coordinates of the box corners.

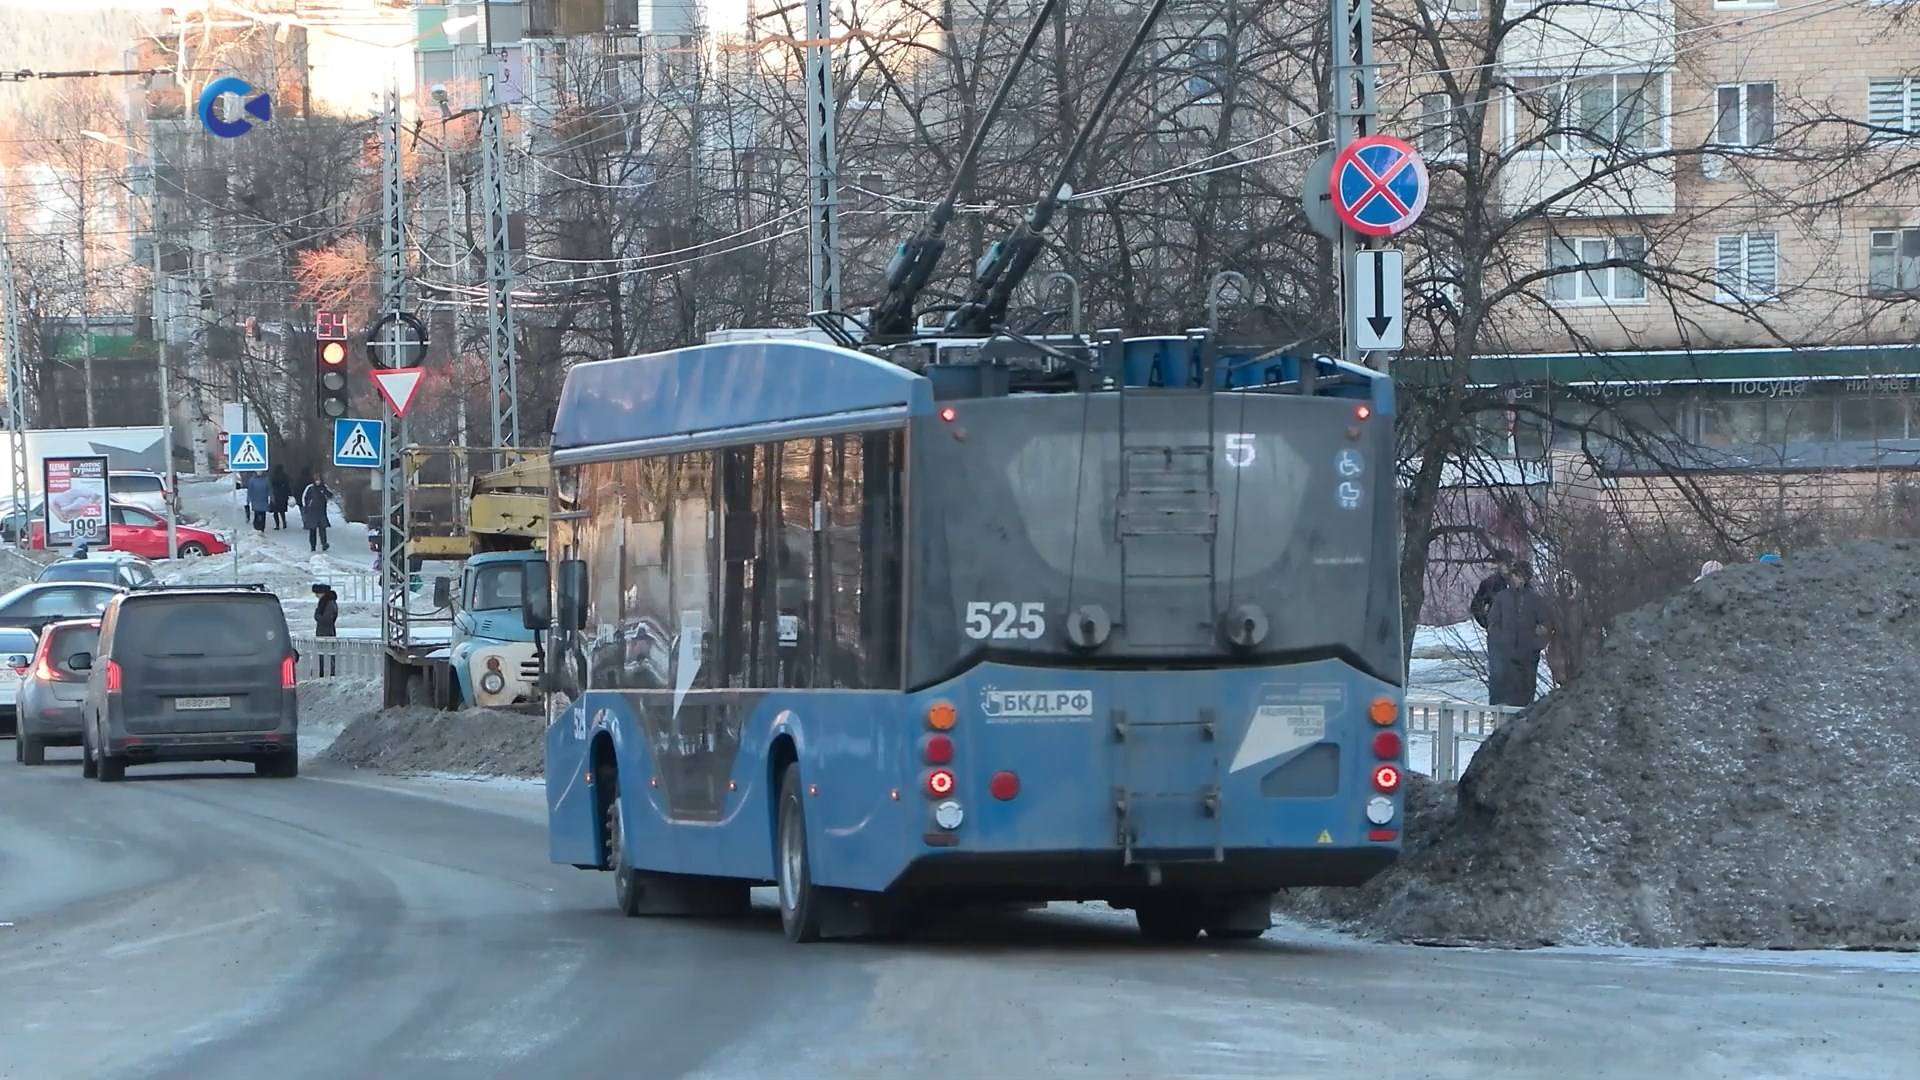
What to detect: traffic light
<box><xmin>316</xmin><ymin>338</ymin><xmax>349</xmax><ymax>419</ymax></box>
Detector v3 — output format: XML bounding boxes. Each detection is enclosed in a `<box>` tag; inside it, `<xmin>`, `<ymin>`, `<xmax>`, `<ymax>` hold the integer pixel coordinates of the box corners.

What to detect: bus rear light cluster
<box><xmin>923</xmin><ymin>700</ymin><xmax>965</xmax><ymax>836</ymax></box>
<box><xmin>1372</xmin><ymin>764</ymin><xmax>1401</xmax><ymax>793</ymax></box>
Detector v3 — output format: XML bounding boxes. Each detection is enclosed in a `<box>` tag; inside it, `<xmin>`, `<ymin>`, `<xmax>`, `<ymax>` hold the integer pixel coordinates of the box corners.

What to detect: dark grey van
<box><xmin>77</xmin><ymin>585</ymin><xmax>299</xmax><ymax>781</ymax></box>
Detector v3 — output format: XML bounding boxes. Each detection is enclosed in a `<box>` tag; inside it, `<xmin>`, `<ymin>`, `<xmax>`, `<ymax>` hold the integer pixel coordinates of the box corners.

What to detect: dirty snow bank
<box><xmin>323</xmin><ymin>702</ymin><xmax>545</xmax><ymax>779</ymax></box>
<box><xmin>1283</xmin><ymin>540</ymin><xmax>1920</xmax><ymax>949</ymax></box>
<box><xmin>296</xmin><ymin>676</ymin><xmax>383</xmax><ymax>761</ymax></box>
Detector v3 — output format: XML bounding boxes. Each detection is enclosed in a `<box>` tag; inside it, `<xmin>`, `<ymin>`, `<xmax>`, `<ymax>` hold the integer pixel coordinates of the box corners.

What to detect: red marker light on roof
<box><xmin>1355</xmin><ymin>404</ymin><xmax>1373</xmax><ymax>421</ymax></box>
<box><xmin>938</xmin><ymin>406</ymin><xmax>958</xmax><ymax>423</ymax></box>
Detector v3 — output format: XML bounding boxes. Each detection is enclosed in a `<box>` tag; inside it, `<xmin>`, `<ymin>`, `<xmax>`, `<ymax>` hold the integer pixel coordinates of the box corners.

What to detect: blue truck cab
<box><xmin>447</xmin><ymin>549</ymin><xmax>545</xmax><ymax>708</ymax></box>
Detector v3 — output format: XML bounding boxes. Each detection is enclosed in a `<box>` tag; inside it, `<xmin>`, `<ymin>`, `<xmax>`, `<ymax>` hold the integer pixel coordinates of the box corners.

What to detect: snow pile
<box><xmin>1285</xmin><ymin>540</ymin><xmax>1920</xmax><ymax>949</ymax></box>
<box><xmin>296</xmin><ymin>676</ymin><xmax>382</xmax><ymax>761</ymax></box>
<box><xmin>324</xmin><ymin>703</ymin><xmax>545</xmax><ymax>779</ymax></box>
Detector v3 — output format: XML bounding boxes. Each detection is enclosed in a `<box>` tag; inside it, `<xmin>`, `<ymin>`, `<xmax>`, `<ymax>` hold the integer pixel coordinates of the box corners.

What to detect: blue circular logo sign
<box><xmin>197</xmin><ymin>76</ymin><xmax>273</xmax><ymax>139</ymax></box>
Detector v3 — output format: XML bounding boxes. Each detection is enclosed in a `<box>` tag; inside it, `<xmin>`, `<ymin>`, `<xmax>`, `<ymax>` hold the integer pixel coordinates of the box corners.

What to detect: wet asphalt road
<box><xmin>3</xmin><ymin>745</ymin><xmax>1916</xmax><ymax>1080</ymax></box>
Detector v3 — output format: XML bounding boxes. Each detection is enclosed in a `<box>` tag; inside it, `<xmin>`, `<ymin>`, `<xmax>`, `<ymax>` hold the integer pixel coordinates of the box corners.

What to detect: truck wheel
<box><xmin>606</xmin><ymin>795</ymin><xmax>645</xmax><ymax>917</ymax></box>
<box><xmin>776</xmin><ymin>764</ymin><xmax>822</xmax><ymax>943</ymax></box>
<box><xmin>21</xmin><ymin>737</ymin><xmax>44</xmax><ymax>766</ymax></box>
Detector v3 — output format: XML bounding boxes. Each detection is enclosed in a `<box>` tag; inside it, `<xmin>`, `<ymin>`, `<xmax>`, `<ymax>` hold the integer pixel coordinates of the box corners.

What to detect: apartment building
<box><xmin>1397</xmin><ymin>0</ymin><xmax>1920</xmax><ymax>460</ymax></box>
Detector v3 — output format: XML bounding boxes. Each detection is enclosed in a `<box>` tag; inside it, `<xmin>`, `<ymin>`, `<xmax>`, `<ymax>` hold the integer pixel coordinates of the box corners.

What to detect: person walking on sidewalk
<box><xmin>299</xmin><ymin>473</ymin><xmax>334</xmax><ymax>552</ymax></box>
<box><xmin>245</xmin><ymin>472</ymin><xmax>271</xmax><ymax>533</ymax></box>
<box><xmin>311</xmin><ymin>582</ymin><xmax>339</xmax><ymax>676</ymax></box>
<box><xmin>269</xmin><ymin>465</ymin><xmax>292</xmax><ymax>530</ymax></box>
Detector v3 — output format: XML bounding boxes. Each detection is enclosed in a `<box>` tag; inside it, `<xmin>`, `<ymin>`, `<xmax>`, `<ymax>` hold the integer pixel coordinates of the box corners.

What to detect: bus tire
<box><xmin>776</xmin><ymin>764</ymin><xmax>822</xmax><ymax>943</ymax></box>
<box><xmin>1133</xmin><ymin>900</ymin><xmax>1203</xmax><ymax>943</ymax></box>
<box><xmin>606</xmin><ymin>795</ymin><xmax>645</xmax><ymax>917</ymax></box>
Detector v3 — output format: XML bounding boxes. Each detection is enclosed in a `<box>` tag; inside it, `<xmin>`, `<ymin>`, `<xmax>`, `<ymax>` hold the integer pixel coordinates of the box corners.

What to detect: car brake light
<box><xmin>33</xmin><ymin>658</ymin><xmax>57</xmax><ymax>682</ymax></box>
<box><xmin>280</xmin><ymin>655</ymin><xmax>296</xmax><ymax>688</ymax></box>
<box><xmin>105</xmin><ymin>659</ymin><xmax>122</xmax><ymax>692</ymax></box>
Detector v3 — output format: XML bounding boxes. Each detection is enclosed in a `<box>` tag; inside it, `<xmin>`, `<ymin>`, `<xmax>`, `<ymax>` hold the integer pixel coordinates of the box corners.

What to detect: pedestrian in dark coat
<box><xmin>268</xmin><ymin>465</ymin><xmax>292</xmax><ymax>530</ymax></box>
<box><xmin>245</xmin><ymin>473</ymin><xmax>271</xmax><ymax>533</ymax></box>
<box><xmin>299</xmin><ymin>474</ymin><xmax>334</xmax><ymax>553</ymax></box>
<box><xmin>1487</xmin><ymin>562</ymin><xmax>1553</xmax><ymax>707</ymax></box>
<box><xmin>1469</xmin><ymin>548</ymin><xmax>1514</xmax><ymax>630</ymax></box>
<box><xmin>311</xmin><ymin>583</ymin><xmax>340</xmax><ymax>676</ymax></box>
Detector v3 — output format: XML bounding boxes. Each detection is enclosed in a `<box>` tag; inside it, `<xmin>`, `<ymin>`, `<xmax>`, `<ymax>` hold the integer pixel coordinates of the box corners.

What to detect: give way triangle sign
<box><xmin>370</xmin><ymin>367</ymin><xmax>425</xmax><ymax>417</ymax></box>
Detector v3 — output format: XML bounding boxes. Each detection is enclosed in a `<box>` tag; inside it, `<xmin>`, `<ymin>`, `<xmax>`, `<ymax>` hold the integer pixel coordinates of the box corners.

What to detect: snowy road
<box><xmin>3</xmin><ymin>737</ymin><xmax>1915</xmax><ymax>1079</ymax></box>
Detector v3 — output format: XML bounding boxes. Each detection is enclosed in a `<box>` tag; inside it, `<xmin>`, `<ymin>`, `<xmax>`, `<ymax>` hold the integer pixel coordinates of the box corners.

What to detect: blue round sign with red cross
<box><xmin>1331</xmin><ymin>134</ymin><xmax>1429</xmax><ymax>238</ymax></box>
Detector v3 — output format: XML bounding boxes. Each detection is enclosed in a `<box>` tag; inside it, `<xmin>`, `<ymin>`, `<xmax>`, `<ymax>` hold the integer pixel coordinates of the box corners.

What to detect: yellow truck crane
<box><xmin>386</xmin><ymin>447</ymin><xmax>549</xmax><ymax>708</ymax></box>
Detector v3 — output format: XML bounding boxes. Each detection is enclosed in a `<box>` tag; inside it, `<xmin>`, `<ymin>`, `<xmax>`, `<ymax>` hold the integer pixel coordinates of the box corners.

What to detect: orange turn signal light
<box><xmin>927</xmin><ymin>700</ymin><xmax>957</xmax><ymax>731</ymax></box>
<box><xmin>1368</xmin><ymin>696</ymin><xmax>1398</xmax><ymax>725</ymax></box>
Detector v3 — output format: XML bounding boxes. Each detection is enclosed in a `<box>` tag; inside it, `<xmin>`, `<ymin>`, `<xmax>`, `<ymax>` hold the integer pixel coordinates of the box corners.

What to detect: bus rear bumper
<box><xmin>888</xmin><ymin>844</ymin><xmax>1396</xmax><ymax>903</ymax></box>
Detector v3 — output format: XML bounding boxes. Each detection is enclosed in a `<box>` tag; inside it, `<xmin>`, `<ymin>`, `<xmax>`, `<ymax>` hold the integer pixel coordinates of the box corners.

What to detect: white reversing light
<box><xmin>933</xmin><ymin>800</ymin><xmax>964</xmax><ymax>830</ymax></box>
<box><xmin>1366</xmin><ymin>796</ymin><xmax>1395</xmax><ymax>825</ymax></box>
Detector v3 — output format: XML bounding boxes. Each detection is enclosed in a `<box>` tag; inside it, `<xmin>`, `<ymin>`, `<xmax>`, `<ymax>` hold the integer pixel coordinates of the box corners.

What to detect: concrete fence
<box><xmin>1403</xmin><ymin>699</ymin><xmax>1526</xmax><ymax>782</ymax></box>
<box><xmin>291</xmin><ymin>635</ymin><xmax>385</xmax><ymax>681</ymax></box>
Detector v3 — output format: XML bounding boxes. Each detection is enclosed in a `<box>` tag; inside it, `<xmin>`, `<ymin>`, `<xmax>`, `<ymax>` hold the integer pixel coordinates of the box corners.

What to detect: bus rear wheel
<box><xmin>606</xmin><ymin>795</ymin><xmax>644</xmax><ymax>917</ymax></box>
<box><xmin>776</xmin><ymin>764</ymin><xmax>822</xmax><ymax>943</ymax></box>
<box><xmin>1134</xmin><ymin>900</ymin><xmax>1204</xmax><ymax>943</ymax></box>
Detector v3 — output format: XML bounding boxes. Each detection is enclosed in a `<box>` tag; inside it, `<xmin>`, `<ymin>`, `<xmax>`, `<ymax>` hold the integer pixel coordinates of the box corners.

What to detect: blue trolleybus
<box><xmin>535</xmin><ymin>331</ymin><xmax>1406</xmax><ymax>941</ymax></box>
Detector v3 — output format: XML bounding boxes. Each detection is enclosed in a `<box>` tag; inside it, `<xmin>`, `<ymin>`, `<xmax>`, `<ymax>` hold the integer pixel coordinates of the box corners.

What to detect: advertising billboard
<box><xmin>42</xmin><ymin>455</ymin><xmax>110</xmax><ymax>548</ymax></box>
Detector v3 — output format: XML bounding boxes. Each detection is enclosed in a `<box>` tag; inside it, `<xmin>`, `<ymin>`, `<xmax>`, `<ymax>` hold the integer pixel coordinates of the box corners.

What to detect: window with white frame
<box><xmin>1712</xmin><ymin>0</ymin><xmax>1776</xmax><ymax>10</ymax></box>
<box><xmin>1713</xmin><ymin>82</ymin><xmax>1774</xmax><ymax>147</ymax></box>
<box><xmin>1187</xmin><ymin>37</ymin><xmax>1227</xmax><ymax>104</ymax></box>
<box><xmin>1425</xmin><ymin>0</ymin><xmax>1481</xmax><ymax>17</ymax></box>
<box><xmin>1715</xmin><ymin>231</ymin><xmax>1778</xmax><ymax>301</ymax></box>
<box><xmin>1515</xmin><ymin>73</ymin><xmax>1667</xmax><ymax>153</ymax></box>
<box><xmin>1546</xmin><ymin>236</ymin><xmax>1647</xmax><ymax>302</ymax></box>
<box><xmin>1868</xmin><ymin>77</ymin><xmax>1920</xmax><ymax>139</ymax></box>
<box><xmin>1418</xmin><ymin>92</ymin><xmax>1460</xmax><ymax>157</ymax></box>
<box><xmin>1868</xmin><ymin>227</ymin><xmax>1920</xmax><ymax>294</ymax></box>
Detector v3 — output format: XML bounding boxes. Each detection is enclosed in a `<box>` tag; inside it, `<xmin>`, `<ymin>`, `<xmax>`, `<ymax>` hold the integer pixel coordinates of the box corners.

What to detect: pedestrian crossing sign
<box><xmin>332</xmin><ymin>418</ymin><xmax>384</xmax><ymax>469</ymax></box>
<box><xmin>228</xmin><ymin>432</ymin><xmax>269</xmax><ymax>472</ymax></box>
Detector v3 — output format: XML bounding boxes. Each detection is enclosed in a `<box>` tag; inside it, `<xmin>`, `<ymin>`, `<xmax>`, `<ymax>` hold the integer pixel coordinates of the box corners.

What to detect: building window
<box><xmin>1868</xmin><ymin>227</ymin><xmax>1920</xmax><ymax>294</ymax></box>
<box><xmin>1426</xmin><ymin>0</ymin><xmax>1481</xmax><ymax>17</ymax></box>
<box><xmin>1715</xmin><ymin>231</ymin><xmax>1778</xmax><ymax>301</ymax></box>
<box><xmin>1418</xmin><ymin>92</ymin><xmax>1459</xmax><ymax>157</ymax></box>
<box><xmin>1713</xmin><ymin>82</ymin><xmax>1774</xmax><ymax>147</ymax></box>
<box><xmin>1516</xmin><ymin>73</ymin><xmax>1666</xmax><ymax>153</ymax></box>
<box><xmin>1868</xmin><ymin>76</ymin><xmax>1920</xmax><ymax>139</ymax></box>
<box><xmin>1546</xmin><ymin>236</ymin><xmax>1647</xmax><ymax>303</ymax></box>
<box><xmin>1187</xmin><ymin>37</ymin><xmax>1227</xmax><ymax>104</ymax></box>
<box><xmin>1712</xmin><ymin>0</ymin><xmax>1776</xmax><ymax>9</ymax></box>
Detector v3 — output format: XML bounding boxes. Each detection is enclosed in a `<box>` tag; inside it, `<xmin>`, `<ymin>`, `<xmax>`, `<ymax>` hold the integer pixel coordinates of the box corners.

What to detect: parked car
<box><xmin>0</xmin><ymin>582</ymin><xmax>122</xmax><ymax>636</ymax></box>
<box><xmin>37</xmin><ymin>554</ymin><xmax>158</xmax><ymax>589</ymax></box>
<box><xmin>13</xmin><ymin>618</ymin><xmax>94</xmax><ymax>764</ymax></box>
<box><xmin>109</xmin><ymin>470</ymin><xmax>176</xmax><ymax>517</ymax></box>
<box><xmin>78</xmin><ymin>584</ymin><xmax>299</xmax><ymax>781</ymax></box>
<box><xmin>1</xmin><ymin>496</ymin><xmax>42</xmax><ymax>543</ymax></box>
<box><xmin>28</xmin><ymin>503</ymin><xmax>229</xmax><ymax>559</ymax></box>
<box><xmin>0</xmin><ymin>626</ymin><xmax>37</xmax><ymax>737</ymax></box>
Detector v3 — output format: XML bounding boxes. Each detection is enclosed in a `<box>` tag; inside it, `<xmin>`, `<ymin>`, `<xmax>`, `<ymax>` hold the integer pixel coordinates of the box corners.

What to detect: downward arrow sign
<box><xmin>1367</xmin><ymin>252</ymin><xmax>1394</xmax><ymax>338</ymax></box>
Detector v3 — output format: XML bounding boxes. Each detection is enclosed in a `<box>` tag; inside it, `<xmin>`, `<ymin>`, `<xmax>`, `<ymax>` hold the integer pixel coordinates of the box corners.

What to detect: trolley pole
<box><xmin>479</xmin><ymin>66</ymin><xmax>520</xmax><ymax>450</ymax></box>
<box><xmin>1330</xmin><ymin>0</ymin><xmax>1379</xmax><ymax>371</ymax></box>
<box><xmin>802</xmin><ymin>0</ymin><xmax>841</xmax><ymax>316</ymax></box>
<box><xmin>377</xmin><ymin>89</ymin><xmax>412</xmax><ymax>706</ymax></box>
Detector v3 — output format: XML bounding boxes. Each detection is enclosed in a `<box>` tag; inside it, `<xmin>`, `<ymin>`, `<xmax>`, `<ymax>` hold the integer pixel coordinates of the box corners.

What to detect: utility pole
<box><xmin>479</xmin><ymin>67</ymin><xmax>520</xmax><ymax>449</ymax></box>
<box><xmin>377</xmin><ymin>89</ymin><xmax>412</xmax><ymax>704</ymax></box>
<box><xmin>149</xmin><ymin>143</ymin><xmax>177</xmax><ymax>560</ymax></box>
<box><xmin>1330</xmin><ymin>0</ymin><xmax>1378</xmax><ymax>371</ymax></box>
<box><xmin>1</xmin><ymin>194</ymin><xmax>30</xmax><ymax>537</ymax></box>
<box><xmin>77</xmin><ymin>179</ymin><xmax>96</xmax><ymax>426</ymax></box>
<box><xmin>802</xmin><ymin>0</ymin><xmax>841</xmax><ymax>316</ymax></box>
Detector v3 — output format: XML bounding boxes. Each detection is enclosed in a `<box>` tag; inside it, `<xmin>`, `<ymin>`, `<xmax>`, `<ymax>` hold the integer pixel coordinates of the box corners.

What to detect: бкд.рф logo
<box><xmin>197</xmin><ymin>76</ymin><xmax>272</xmax><ymax>139</ymax></box>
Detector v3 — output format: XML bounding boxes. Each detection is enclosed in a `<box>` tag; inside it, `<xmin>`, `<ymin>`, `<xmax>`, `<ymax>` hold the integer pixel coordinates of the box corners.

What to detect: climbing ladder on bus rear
<box><xmin>1110</xmin><ymin>330</ymin><xmax>1225</xmax><ymax>863</ymax></box>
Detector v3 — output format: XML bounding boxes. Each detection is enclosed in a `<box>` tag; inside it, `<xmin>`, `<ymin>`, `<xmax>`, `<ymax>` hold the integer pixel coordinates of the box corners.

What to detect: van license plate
<box><xmin>175</xmin><ymin>696</ymin><xmax>231</xmax><ymax>710</ymax></box>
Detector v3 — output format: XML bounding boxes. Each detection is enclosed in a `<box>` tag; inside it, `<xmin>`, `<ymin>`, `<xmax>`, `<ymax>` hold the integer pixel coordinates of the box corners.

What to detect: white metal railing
<box><xmin>1403</xmin><ymin>698</ymin><xmax>1526</xmax><ymax>782</ymax></box>
<box><xmin>314</xmin><ymin>570</ymin><xmax>379</xmax><ymax>604</ymax></box>
<box><xmin>291</xmin><ymin>634</ymin><xmax>385</xmax><ymax>681</ymax></box>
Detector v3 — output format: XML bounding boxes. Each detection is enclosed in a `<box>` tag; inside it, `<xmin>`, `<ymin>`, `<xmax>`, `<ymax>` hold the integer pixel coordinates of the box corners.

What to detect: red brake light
<box><xmin>938</xmin><ymin>406</ymin><xmax>957</xmax><ymax>423</ymax></box>
<box><xmin>1372</xmin><ymin>763</ymin><xmax>1401</xmax><ymax>792</ymax></box>
<box><xmin>34</xmin><ymin>658</ymin><xmax>57</xmax><ymax>682</ymax></box>
<box><xmin>105</xmin><ymin>658</ymin><xmax>123</xmax><ymax>692</ymax></box>
<box><xmin>1372</xmin><ymin>730</ymin><xmax>1402</xmax><ymax>759</ymax></box>
<box><xmin>1355</xmin><ymin>404</ymin><xmax>1372</xmax><ymax>420</ymax></box>
<box><xmin>924</xmin><ymin>768</ymin><xmax>955</xmax><ymax>798</ymax></box>
<box><xmin>280</xmin><ymin>655</ymin><xmax>297</xmax><ymax>688</ymax></box>
<box><xmin>988</xmin><ymin>770</ymin><xmax>1020</xmax><ymax>801</ymax></box>
<box><xmin>923</xmin><ymin>734</ymin><xmax>954</xmax><ymax>765</ymax></box>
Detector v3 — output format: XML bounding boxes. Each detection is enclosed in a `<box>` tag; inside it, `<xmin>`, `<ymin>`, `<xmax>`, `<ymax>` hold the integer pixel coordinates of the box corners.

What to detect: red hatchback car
<box><xmin>29</xmin><ymin>503</ymin><xmax>230</xmax><ymax>559</ymax></box>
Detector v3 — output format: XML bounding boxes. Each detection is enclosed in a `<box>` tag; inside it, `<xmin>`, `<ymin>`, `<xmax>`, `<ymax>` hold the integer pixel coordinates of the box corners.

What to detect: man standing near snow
<box><xmin>1487</xmin><ymin>562</ymin><xmax>1552</xmax><ymax>707</ymax></box>
<box><xmin>300</xmin><ymin>475</ymin><xmax>334</xmax><ymax>553</ymax></box>
<box><xmin>1469</xmin><ymin>548</ymin><xmax>1513</xmax><ymax>630</ymax></box>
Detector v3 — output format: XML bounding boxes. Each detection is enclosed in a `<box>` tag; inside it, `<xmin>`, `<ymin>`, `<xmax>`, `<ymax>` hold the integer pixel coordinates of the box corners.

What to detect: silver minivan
<box><xmin>78</xmin><ymin>585</ymin><xmax>299</xmax><ymax>781</ymax></box>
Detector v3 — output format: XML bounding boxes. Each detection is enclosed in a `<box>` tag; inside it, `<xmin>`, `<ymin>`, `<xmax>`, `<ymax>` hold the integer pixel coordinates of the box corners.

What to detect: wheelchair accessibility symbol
<box><xmin>1336</xmin><ymin>450</ymin><xmax>1365</xmax><ymax>478</ymax></box>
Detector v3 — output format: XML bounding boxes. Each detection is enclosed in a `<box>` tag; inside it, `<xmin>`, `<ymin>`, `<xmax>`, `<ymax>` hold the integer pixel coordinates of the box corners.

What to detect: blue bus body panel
<box><xmin>552</xmin><ymin>340</ymin><xmax>932</xmax><ymax>451</ymax></box>
<box><xmin>544</xmin><ymin>660</ymin><xmax>1402</xmax><ymax>893</ymax></box>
